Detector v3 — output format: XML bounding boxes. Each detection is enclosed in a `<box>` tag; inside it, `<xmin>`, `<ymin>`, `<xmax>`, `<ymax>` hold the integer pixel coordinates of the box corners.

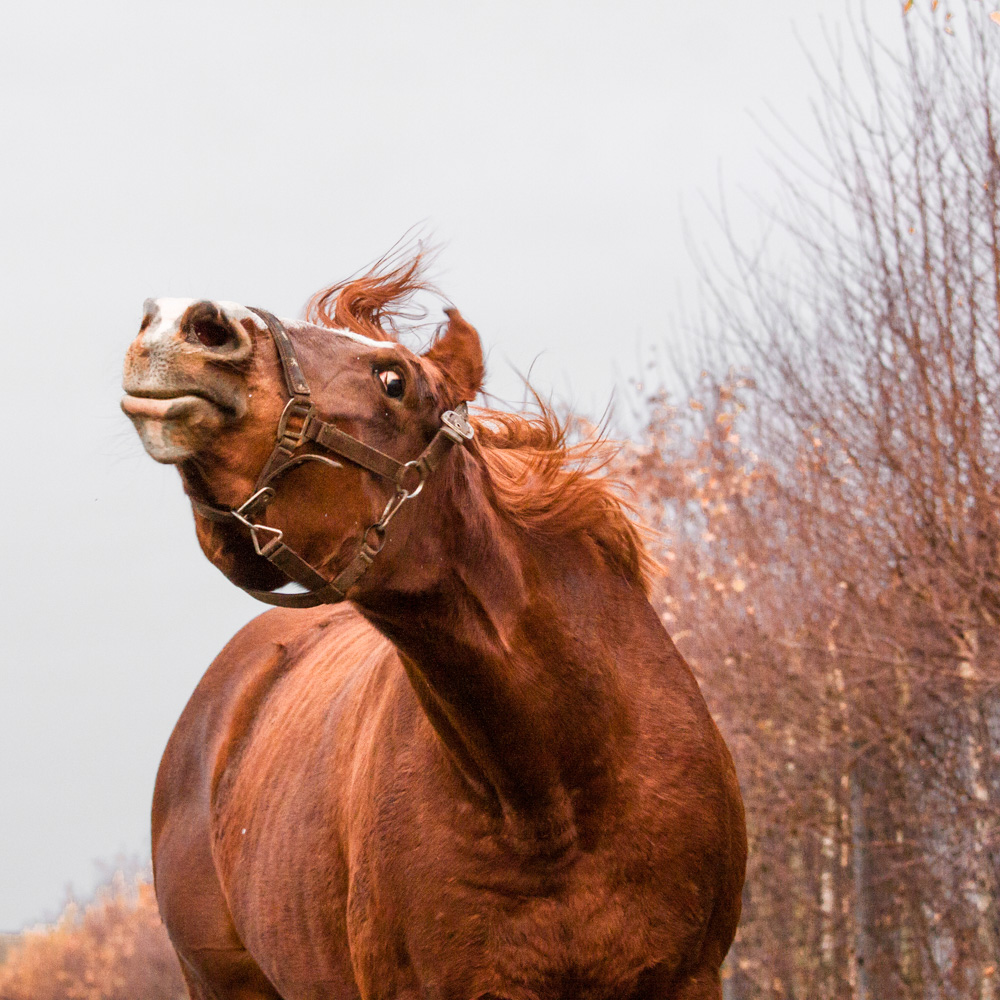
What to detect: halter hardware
<box><xmin>275</xmin><ymin>398</ymin><xmax>315</xmax><ymax>450</ymax></box>
<box><xmin>235</xmin><ymin>486</ymin><xmax>277</xmax><ymax>520</ymax></box>
<box><xmin>188</xmin><ymin>307</ymin><xmax>474</xmax><ymax>608</ymax></box>
<box><xmin>440</xmin><ymin>407</ymin><xmax>474</xmax><ymax>443</ymax></box>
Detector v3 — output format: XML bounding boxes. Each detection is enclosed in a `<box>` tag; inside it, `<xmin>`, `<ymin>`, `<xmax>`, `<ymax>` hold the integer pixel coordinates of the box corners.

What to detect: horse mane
<box><xmin>305</xmin><ymin>252</ymin><xmax>654</xmax><ymax>593</ymax></box>
<box><xmin>305</xmin><ymin>250</ymin><xmax>427</xmax><ymax>343</ymax></box>
<box><xmin>469</xmin><ymin>408</ymin><xmax>654</xmax><ymax>592</ymax></box>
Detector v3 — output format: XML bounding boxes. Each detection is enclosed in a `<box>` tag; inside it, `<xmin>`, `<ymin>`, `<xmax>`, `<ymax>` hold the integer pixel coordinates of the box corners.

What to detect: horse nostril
<box><xmin>191</xmin><ymin>318</ymin><xmax>234</xmax><ymax>349</ymax></box>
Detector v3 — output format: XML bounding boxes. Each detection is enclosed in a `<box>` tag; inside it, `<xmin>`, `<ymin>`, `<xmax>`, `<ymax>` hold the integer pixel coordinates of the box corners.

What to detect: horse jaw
<box><xmin>121</xmin><ymin>393</ymin><xmax>231</xmax><ymax>463</ymax></box>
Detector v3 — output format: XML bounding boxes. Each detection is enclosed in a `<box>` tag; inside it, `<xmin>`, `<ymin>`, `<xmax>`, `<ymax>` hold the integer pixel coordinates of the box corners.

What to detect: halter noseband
<box><xmin>188</xmin><ymin>307</ymin><xmax>474</xmax><ymax>609</ymax></box>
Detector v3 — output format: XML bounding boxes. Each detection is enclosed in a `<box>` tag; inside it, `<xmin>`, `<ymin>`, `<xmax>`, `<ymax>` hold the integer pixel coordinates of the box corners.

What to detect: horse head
<box><xmin>122</xmin><ymin>293</ymin><xmax>484</xmax><ymax>596</ymax></box>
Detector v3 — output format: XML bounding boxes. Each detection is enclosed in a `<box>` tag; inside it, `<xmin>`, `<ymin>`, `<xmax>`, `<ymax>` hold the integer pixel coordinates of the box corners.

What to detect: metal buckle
<box><xmin>275</xmin><ymin>398</ymin><xmax>314</xmax><ymax>448</ymax></box>
<box><xmin>235</xmin><ymin>487</ymin><xmax>276</xmax><ymax>520</ymax></box>
<box><xmin>440</xmin><ymin>407</ymin><xmax>474</xmax><ymax>443</ymax></box>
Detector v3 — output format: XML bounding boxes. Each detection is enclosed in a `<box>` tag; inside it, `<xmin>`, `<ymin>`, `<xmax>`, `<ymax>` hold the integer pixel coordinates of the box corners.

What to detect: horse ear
<box><xmin>423</xmin><ymin>308</ymin><xmax>485</xmax><ymax>405</ymax></box>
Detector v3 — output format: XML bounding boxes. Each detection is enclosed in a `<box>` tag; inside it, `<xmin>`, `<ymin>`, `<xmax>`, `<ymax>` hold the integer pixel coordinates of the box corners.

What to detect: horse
<box><xmin>121</xmin><ymin>255</ymin><xmax>746</xmax><ymax>1000</ymax></box>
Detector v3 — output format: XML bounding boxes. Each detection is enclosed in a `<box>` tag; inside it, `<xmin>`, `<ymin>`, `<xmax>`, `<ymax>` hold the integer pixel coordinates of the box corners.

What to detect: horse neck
<box><xmin>352</xmin><ymin>447</ymin><xmax>653</xmax><ymax>847</ymax></box>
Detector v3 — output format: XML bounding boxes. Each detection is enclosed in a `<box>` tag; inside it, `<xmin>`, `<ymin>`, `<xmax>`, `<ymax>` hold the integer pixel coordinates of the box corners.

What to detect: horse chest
<box><xmin>222</xmin><ymin>782</ymin><xmax>662</xmax><ymax>999</ymax></box>
<box><xmin>200</xmin><ymin>633</ymin><xmax>728</xmax><ymax>999</ymax></box>
<box><xmin>340</xmin><ymin>818</ymin><xmax>670</xmax><ymax>1000</ymax></box>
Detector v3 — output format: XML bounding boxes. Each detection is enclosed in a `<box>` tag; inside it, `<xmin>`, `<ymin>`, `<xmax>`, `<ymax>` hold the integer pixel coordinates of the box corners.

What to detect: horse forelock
<box><xmin>303</xmin><ymin>249</ymin><xmax>432</xmax><ymax>345</ymax></box>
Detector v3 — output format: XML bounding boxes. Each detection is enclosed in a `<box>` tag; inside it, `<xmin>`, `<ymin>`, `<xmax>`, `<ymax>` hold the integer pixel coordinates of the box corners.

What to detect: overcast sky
<box><xmin>0</xmin><ymin>0</ymin><xmax>907</xmax><ymax>930</ymax></box>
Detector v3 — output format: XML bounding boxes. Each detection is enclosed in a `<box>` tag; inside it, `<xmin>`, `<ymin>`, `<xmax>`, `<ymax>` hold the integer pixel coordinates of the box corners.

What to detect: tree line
<box><xmin>626</xmin><ymin>3</ymin><xmax>999</xmax><ymax>996</ymax></box>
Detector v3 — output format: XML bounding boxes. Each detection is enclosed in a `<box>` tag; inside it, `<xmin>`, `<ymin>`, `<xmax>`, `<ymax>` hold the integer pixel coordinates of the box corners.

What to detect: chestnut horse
<box><xmin>122</xmin><ymin>257</ymin><xmax>746</xmax><ymax>1000</ymax></box>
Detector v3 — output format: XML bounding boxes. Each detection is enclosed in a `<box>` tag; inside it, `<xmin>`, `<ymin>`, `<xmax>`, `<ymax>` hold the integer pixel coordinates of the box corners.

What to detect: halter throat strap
<box><xmin>188</xmin><ymin>307</ymin><xmax>474</xmax><ymax>608</ymax></box>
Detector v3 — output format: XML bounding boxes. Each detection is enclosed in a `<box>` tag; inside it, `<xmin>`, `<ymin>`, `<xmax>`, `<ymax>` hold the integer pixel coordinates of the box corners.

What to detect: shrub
<box><xmin>0</xmin><ymin>875</ymin><xmax>184</xmax><ymax>1000</ymax></box>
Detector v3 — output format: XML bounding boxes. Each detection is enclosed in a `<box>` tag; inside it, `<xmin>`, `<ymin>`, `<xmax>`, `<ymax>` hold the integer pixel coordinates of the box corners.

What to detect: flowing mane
<box><xmin>305</xmin><ymin>252</ymin><xmax>428</xmax><ymax>343</ymax></box>
<box><xmin>305</xmin><ymin>252</ymin><xmax>654</xmax><ymax>593</ymax></box>
<box><xmin>470</xmin><ymin>410</ymin><xmax>654</xmax><ymax>593</ymax></box>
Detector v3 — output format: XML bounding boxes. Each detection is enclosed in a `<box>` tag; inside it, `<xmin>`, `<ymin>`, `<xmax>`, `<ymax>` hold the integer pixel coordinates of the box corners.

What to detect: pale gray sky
<box><xmin>0</xmin><ymin>0</ymin><xmax>903</xmax><ymax>930</ymax></box>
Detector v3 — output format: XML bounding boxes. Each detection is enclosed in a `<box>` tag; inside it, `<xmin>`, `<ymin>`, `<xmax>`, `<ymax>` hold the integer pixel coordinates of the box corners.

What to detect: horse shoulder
<box><xmin>159</xmin><ymin>610</ymin><xmax>385</xmax><ymax>877</ymax></box>
<box><xmin>152</xmin><ymin>604</ymin><xmax>380</xmax><ymax>996</ymax></box>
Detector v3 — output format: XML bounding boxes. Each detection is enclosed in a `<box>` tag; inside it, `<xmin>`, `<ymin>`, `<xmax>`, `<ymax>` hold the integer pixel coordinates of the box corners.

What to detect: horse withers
<box><xmin>122</xmin><ymin>256</ymin><xmax>746</xmax><ymax>1000</ymax></box>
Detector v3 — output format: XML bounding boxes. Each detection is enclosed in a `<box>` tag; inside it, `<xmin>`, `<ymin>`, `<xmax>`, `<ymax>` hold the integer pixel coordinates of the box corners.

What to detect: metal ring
<box><xmin>363</xmin><ymin>524</ymin><xmax>387</xmax><ymax>554</ymax></box>
<box><xmin>397</xmin><ymin>460</ymin><xmax>425</xmax><ymax>499</ymax></box>
<box><xmin>248</xmin><ymin>523</ymin><xmax>283</xmax><ymax>557</ymax></box>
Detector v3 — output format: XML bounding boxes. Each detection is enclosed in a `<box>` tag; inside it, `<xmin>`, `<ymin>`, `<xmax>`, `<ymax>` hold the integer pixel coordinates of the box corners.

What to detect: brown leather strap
<box><xmin>305</xmin><ymin>421</ymin><xmax>405</xmax><ymax>482</ymax></box>
<box><xmin>255</xmin><ymin>537</ymin><xmax>347</xmax><ymax>603</ymax></box>
<box><xmin>249</xmin><ymin>307</ymin><xmax>311</xmax><ymax>397</ymax></box>
<box><xmin>240</xmin><ymin>541</ymin><xmax>378</xmax><ymax>608</ymax></box>
<box><xmin>239</xmin><ymin>585</ymin><xmax>332</xmax><ymax>609</ymax></box>
<box><xmin>260</xmin><ymin>538</ymin><xmax>336</xmax><ymax>590</ymax></box>
<box><xmin>189</xmin><ymin>496</ymin><xmax>233</xmax><ymax>522</ymax></box>
<box><xmin>240</xmin><ymin>533</ymin><xmax>381</xmax><ymax>607</ymax></box>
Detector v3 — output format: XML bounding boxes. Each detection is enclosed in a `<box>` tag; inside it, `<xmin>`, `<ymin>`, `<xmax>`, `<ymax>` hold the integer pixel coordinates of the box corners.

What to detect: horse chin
<box><xmin>216</xmin><ymin>555</ymin><xmax>290</xmax><ymax>592</ymax></box>
<box><xmin>197</xmin><ymin>528</ymin><xmax>291</xmax><ymax>593</ymax></box>
<box><xmin>121</xmin><ymin>394</ymin><xmax>228</xmax><ymax>464</ymax></box>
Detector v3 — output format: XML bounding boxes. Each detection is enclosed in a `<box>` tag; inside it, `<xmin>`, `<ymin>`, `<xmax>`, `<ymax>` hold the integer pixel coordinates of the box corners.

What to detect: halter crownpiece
<box><xmin>189</xmin><ymin>307</ymin><xmax>474</xmax><ymax>608</ymax></box>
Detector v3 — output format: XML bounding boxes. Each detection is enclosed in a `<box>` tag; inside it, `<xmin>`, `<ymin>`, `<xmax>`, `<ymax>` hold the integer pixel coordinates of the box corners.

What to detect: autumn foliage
<box><xmin>0</xmin><ymin>876</ymin><xmax>184</xmax><ymax>1000</ymax></box>
<box><xmin>621</xmin><ymin>2</ymin><xmax>1000</xmax><ymax>996</ymax></box>
<box><xmin>623</xmin><ymin>370</ymin><xmax>996</xmax><ymax>998</ymax></box>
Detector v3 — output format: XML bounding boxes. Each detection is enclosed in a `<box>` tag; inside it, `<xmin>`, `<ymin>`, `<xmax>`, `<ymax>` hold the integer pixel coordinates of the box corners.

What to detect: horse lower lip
<box><xmin>120</xmin><ymin>394</ymin><xmax>216</xmax><ymax>419</ymax></box>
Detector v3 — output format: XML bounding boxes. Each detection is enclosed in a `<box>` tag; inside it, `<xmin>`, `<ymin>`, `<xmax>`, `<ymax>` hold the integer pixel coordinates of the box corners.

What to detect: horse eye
<box><xmin>378</xmin><ymin>369</ymin><xmax>405</xmax><ymax>399</ymax></box>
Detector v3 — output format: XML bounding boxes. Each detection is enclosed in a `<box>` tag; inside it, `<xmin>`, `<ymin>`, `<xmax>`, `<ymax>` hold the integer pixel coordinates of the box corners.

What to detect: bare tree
<box><xmin>629</xmin><ymin>3</ymin><xmax>1000</xmax><ymax>997</ymax></box>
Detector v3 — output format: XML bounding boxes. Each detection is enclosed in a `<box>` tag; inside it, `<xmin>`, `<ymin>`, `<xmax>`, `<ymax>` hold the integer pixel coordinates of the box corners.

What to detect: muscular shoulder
<box><xmin>154</xmin><ymin>604</ymin><xmax>392</xmax><ymax>815</ymax></box>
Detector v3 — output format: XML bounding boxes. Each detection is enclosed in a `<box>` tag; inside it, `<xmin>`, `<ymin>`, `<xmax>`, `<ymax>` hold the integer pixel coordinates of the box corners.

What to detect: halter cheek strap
<box><xmin>188</xmin><ymin>307</ymin><xmax>474</xmax><ymax>608</ymax></box>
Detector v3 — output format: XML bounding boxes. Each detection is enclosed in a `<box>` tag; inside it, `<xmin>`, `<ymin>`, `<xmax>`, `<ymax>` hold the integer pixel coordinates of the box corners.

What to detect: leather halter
<box><xmin>188</xmin><ymin>307</ymin><xmax>474</xmax><ymax>609</ymax></box>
